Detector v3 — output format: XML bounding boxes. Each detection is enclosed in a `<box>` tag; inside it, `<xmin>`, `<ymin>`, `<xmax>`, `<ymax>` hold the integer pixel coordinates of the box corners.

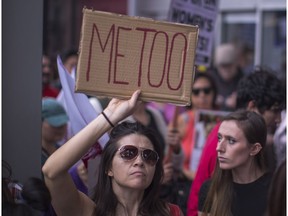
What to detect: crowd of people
<box><xmin>3</xmin><ymin>41</ymin><xmax>286</xmax><ymax>216</ymax></box>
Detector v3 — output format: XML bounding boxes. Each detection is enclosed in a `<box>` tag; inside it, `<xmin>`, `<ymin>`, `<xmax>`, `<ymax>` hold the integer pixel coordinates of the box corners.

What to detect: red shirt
<box><xmin>43</xmin><ymin>85</ymin><xmax>59</xmax><ymax>98</ymax></box>
<box><xmin>186</xmin><ymin>123</ymin><xmax>220</xmax><ymax>216</ymax></box>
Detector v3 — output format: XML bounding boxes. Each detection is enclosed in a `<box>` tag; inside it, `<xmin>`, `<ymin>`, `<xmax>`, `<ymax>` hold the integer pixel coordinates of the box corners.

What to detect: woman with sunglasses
<box><xmin>175</xmin><ymin>72</ymin><xmax>217</xmax><ymax>181</ymax></box>
<box><xmin>198</xmin><ymin>110</ymin><xmax>271</xmax><ymax>216</ymax></box>
<box><xmin>42</xmin><ymin>90</ymin><xmax>183</xmax><ymax>216</ymax></box>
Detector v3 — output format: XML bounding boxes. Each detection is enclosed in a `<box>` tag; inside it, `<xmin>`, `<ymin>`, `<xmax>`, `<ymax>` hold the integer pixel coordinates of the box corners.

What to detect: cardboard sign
<box><xmin>167</xmin><ymin>0</ymin><xmax>219</xmax><ymax>66</ymax></box>
<box><xmin>76</xmin><ymin>9</ymin><xmax>199</xmax><ymax>105</ymax></box>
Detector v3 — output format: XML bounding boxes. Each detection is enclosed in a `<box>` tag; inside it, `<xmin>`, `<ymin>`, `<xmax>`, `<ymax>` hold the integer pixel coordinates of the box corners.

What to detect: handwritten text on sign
<box><xmin>76</xmin><ymin>9</ymin><xmax>199</xmax><ymax>105</ymax></box>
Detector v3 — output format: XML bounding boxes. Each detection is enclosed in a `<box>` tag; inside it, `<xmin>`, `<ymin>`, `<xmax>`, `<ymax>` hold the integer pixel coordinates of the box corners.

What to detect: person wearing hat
<box><xmin>42</xmin><ymin>98</ymin><xmax>89</xmax><ymax>215</ymax></box>
<box><xmin>208</xmin><ymin>43</ymin><xmax>244</xmax><ymax>111</ymax></box>
<box><xmin>41</xmin><ymin>98</ymin><xmax>69</xmax><ymax>167</ymax></box>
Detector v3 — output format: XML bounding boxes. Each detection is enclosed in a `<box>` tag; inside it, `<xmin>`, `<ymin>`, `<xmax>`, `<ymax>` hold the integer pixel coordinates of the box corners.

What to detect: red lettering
<box><xmin>113</xmin><ymin>26</ymin><xmax>132</xmax><ymax>85</ymax></box>
<box><xmin>86</xmin><ymin>23</ymin><xmax>189</xmax><ymax>92</ymax></box>
<box><xmin>135</xmin><ymin>27</ymin><xmax>156</xmax><ymax>87</ymax></box>
<box><xmin>148</xmin><ymin>31</ymin><xmax>168</xmax><ymax>88</ymax></box>
<box><xmin>167</xmin><ymin>33</ymin><xmax>187</xmax><ymax>90</ymax></box>
<box><xmin>86</xmin><ymin>24</ymin><xmax>115</xmax><ymax>82</ymax></box>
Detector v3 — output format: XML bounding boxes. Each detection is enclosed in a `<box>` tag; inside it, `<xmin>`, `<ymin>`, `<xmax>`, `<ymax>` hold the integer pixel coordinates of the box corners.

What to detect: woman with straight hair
<box><xmin>198</xmin><ymin>110</ymin><xmax>272</xmax><ymax>216</ymax></box>
<box><xmin>42</xmin><ymin>90</ymin><xmax>183</xmax><ymax>216</ymax></box>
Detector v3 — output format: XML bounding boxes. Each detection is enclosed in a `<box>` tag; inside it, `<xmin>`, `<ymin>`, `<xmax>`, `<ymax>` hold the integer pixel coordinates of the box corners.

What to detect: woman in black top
<box><xmin>198</xmin><ymin>110</ymin><xmax>272</xmax><ymax>216</ymax></box>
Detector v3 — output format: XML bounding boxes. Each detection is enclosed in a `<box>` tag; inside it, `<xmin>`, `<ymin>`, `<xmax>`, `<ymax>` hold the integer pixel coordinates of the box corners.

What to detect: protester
<box><xmin>265</xmin><ymin>159</ymin><xmax>286</xmax><ymax>216</ymax></box>
<box><xmin>198</xmin><ymin>110</ymin><xmax>271</xmax><ymax>216</ymax></box>
<box><xmin>3</xmin><ymin>161</ymin><xmax>52</xmax><ymax>216</ymax></box>
<box><xmin>42</xmin><ymin>97</ymin><xmax>89</xmax><ymax>195</ymax></box>
<box><xmin>3</xmin><ymin>178</ymin><xmax>52</xmax><ymax>216</ymax></box>
<box><xmin>156</xmin><ymin>72</ymin><xmax>218</xmax><ymax>215</ymax></box>
<box><xmin>41</xmin><ymin>98</ymin><xmax>69</xmax><ymax>167</ymax></box>
<box><xmin>124</xmin><ymin>102</ymin><xmax>185</xmax><ymax>212</ymax></box>
<box><xmin>42</xmin><ymin>55</ymin><xmax>60</xmax><ymax>98</ymax></box>
<box><xmin>61</xmin><ymin>49</ymin><xmax>78</xmax><ymax>74</ymax></box>
<box><xmin>209</xmin><ymin>43</ymin><xmax>244</xmax><ymax>111</ymax></box>
<box><xmin>175</xmin><ymin>72</ymin><xmax>218</xmax><ymax>181</ymax></box>
<box><xmin>42</xmin><ymin>90</ymin><xmax>183</xmax><ymax>216</ymax></box>
<box><xmin>187</xmin><ymin>68</ymin><xmax>285</xmax><ymax>216</ymax></box>
<box><xmin>235</xmin><ymin>42</ymin><xmax>254</xmax><ymax>75</ymax></box>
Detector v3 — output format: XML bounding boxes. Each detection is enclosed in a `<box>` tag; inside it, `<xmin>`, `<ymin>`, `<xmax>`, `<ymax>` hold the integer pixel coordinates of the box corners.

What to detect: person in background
<box><xmin>41</xmin><ymin>98</ymin><xmax>69</xmax><ymax>167</ymax></box>
<box><xmin>56</xmin><ymin>50</ymin><xmax>80</xmax><ymax>146</ymax></box>
<box><xmin>3</xmin><ymin>177</ymin><xmax>52</xmax><ymax>216</ymax></box>
<box><xmin>61</xmin><ymin>49</ymin><xmax>78</xmax><ymax>74</ymax></box>
<box><xmin>235</xmin><ymin>42</ymin><xmax>254</xmax><ymax>75</ymax></box>
<box><xmin>51</xmin><ymin>49</ymin><xmax>79</xmax><ymax>91</ymax></box>
<box><xmin>186</xmin><ymin>68</ymin><xmax>285</xmax><ymax>216</ymax></box>
<box><xmin>198</xmin><ymin>110</ymin><xmax>271</xmax><ymax>216</ymax></box>
<box><xmin>175</xmin><ymin>72</ymin><xmax>218</xmax><ymax>181</ymax></box>
<box><xmin>3</xmin><ymin>161</ymin><xmax>52</xmax><ymax>216</ymax></box>
<box><xmin>42</xmin><ymin>98</ymin><xmax>88</xmax><ymax>191</ymax></box>
<box><xmin>265</xmin><ymin>159</ymin><xmax>286</xmax><ymax>216</ymax></box>
<box><xmin>42</xmin><ymin>90</ymin><xmax>183</xmax><ymax>216</ymax></box>
<box><xmin>42</xmin><ymin>98</ymin><xmax>88</xmax><ymax>216</ymax></box>
<box><xmin>209</xmin><ymin>43</ymin><xmax>244</xmax><ymax>111</ymax></box>
<box><xmin>42</xmin><ymin>55</ymin><xmax>60</xmax><ymax>98</ymax></box>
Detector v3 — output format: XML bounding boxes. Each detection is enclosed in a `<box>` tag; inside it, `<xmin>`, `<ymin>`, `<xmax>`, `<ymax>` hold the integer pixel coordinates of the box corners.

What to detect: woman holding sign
<box><xmin>42</xmin><ymin>90</ymin><xmax>183</xmax><ymax>216</ymax></box>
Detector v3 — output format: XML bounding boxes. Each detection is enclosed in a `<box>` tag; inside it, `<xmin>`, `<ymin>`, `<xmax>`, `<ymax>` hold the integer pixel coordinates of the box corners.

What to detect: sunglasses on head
<box><xmin>118</xmin><ymin>145</ymin><xmax>159</xmax><ymax>166</ymax></box>
<box><xmin>192</xmin><ymin>87</ymin><xmax>212</xmax><ymax>96</ymax></box>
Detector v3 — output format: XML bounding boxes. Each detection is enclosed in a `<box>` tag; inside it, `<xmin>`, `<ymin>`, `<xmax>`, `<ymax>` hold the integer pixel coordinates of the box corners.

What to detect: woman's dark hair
<box><xmin>190</xmin><ymin>71</ymin><xmax>218</xmax><ymax>109</ymax></box>
<box><xmin>92</xmin><ymin>121</ymin><xmax>169</xmax><ymax>216</ymax></box>
<box><xmin>61</xmin><ymin>48</ymin><xmax>78</xmax><ymax>63</ymax></box>
<box><xmin>203</xmin><ymin>110</ymin><xmax>267</xmax><ymax>216</ymax></box>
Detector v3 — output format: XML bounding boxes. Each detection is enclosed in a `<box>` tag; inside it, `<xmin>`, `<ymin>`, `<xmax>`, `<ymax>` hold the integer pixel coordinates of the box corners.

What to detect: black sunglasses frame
<box><xmin>192</xmin><ymin>87</ymin><xmax>212</xmax><ymax>96</ymax></box>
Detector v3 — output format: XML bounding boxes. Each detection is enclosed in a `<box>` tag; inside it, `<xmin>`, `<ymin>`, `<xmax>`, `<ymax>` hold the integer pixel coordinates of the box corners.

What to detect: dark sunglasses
<box><xmin>192</xmin><ymin>87</ymin><xmax>212</xmax><ymax>96</ymax></box>
<box><xmin>118</xmin><ymin>145</ymin><xmax>159</xmax><ymax>166</ymax></box>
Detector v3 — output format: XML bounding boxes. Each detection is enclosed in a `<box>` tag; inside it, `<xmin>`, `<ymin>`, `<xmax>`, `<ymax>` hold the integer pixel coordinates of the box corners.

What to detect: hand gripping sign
<box><xmin>76</xmin><ymin>9</ymin><xmax>199</xmax><ymax>106</ymax></box>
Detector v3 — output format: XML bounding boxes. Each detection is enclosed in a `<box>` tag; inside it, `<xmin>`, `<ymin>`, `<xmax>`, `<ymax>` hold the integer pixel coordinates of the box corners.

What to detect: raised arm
<box><xmin>42</xmin><ymin>90</ymin><xmax>141</xmax><ymax>216</ymax></box>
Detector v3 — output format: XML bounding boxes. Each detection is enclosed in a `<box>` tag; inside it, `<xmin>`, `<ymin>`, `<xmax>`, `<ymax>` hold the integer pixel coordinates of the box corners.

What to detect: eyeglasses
<box><xmin>192</xmin><ymin>87</ymin><xmax>212</xmax><ymax>96</ymax></box>
<box><xmin>118</xmin><ymin>145</ymin><xmax>159</xmax><ymax>166</ymax></box>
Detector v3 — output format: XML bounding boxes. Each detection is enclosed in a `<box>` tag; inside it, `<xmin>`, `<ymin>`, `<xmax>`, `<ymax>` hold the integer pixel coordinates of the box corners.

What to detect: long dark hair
<box><xmin>203</xmin><ymin>110</ymin><xmax>267</xmax><ymax>216</ymax></box>
<box><xmin>92</xmin><ymin>121</ymin><xmax>169</xmax><ymax>216</ymax></box>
